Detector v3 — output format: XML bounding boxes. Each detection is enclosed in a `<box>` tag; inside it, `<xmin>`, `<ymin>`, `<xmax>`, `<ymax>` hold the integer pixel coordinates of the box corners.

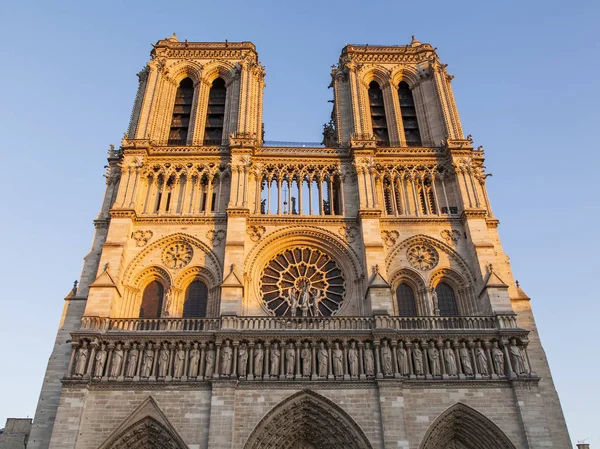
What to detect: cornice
<box><xmin>380</xmin><ymin>216</ymin><xmax>460</xmax><ymax>225</ymax></box>
<box><xmin>460</xmin><ymin>209</ymin><xmax>489</xmax><ymax>222</ymax></box>
<box><xmin>247</xmin><ymin>216</ymin><xmax>354</xmax><ymax>226</ymax></box>
<box><xmin>114</xmin><ymin>209</ymin><xmax>227</xmax><ymax>225</ymax></box>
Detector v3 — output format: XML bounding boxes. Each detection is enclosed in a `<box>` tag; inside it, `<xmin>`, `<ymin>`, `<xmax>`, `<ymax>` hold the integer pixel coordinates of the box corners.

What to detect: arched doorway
<box><xmin>419</xmin><ymin>403</ymin><xmax>517</xmax><ymax>449</ymax></box>
<box><xmin>244</xmin><ymin>390</ymin><xmax>373</xmax><ymax>449</ymax></box>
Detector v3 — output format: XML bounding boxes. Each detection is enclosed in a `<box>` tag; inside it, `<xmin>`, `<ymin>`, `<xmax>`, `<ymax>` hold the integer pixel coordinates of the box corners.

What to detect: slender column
<box><xmin>135</xmin><ymin>345</ymin><xmax>144</xmax><ymax>378</ymax></box>
<box><xmin>374</xmin><ymin>341</ymin><xmax>383</xmax><ymax>379</ymax></box>
<box><xmin>277</xmin><ymin>177</ymin><xmax>282</xmax><ymax>215</ymax></box>
<box><xmin>158</xmin><ymin>176</ymin><xmax>169</xmax><ymax>213</ymax></box>
<box><xmin>327</xmin><ymin>344</ymin><xmax>334</xmax><ymax>379</ymax></box>
<box><xmin>328</xmin><ymin>178</ymin><xmax>335</xmax><ymax>215</ymax></box>
<box><xmin>115</xmin><ymin>168</ymin><xmax>131</xmax><ymax>207</ymax></box>
<box><xmin>242</xmin><ymin>168</ymin><xmax>249</xmax><ymax>208</ymax></box>
<box><xmin>431</xmin><ymin>174</ymin><xmax>441</xmax><ymax>215</ymax></box>
<box><xmin>308</xmin><ymin>178</ymin><xmax>313</xmax><ymax>215</ymax></box>
<box><xmin>127</xmin><ymin>168</ymin><xmax>140</xmax><ymax>208</ymax></box>
<box><xmin>311</xmin><ymin>343</ymin><xmax>317</xmax><ymax>379</ymax></box>
<box><xmin>370</xmin><ymin>168</ymin><xmax>379</xmax><ymax>208</ymax></box>
<box><xmin>358</xmin><ymin>342</ymin><xmax>365</xmax><ymax>379</ymax></box>
<box><xmin>199</xmin><ymin>344</ymin><xmax>206</xmax><ymax>380</ymax></box>
<box><xmin>168</xmin><ymin>176</ymin><xmax>180</xmax><ymax>214</ymax></box>
<box><xmin>183</xmin><ymin>344</ymin><xmax>190</xmax><ymax>379</ymax></box>
<box><xmin>468</xmin><ymin>170</ymin><xmax>480</xmax><ymax>207</ymax></box>
<box><xmin>406</xmin><ymin>342</ymin><xmax>415</xmax><ymax>379</ymax></box>
<box><xmin>318</xmin><ymin>177</ymin><xmax>324</xmax><ymax>215</ymax></box>
<box><xmin>66</xmin><ymin>344</ymin><xmax>77</xmax><ymax>378</ymax></box>
<box><xmin>179</xmin><ymin>175</ymin><xmax>190</xmax><ymax>215</ymax></box>
<box><xmin>461</xmin><ymin>169</ymin><xmax>473</xmax><ymax>207</ymax></box>
<box><xmin>279</xmin><ymin>344</ymin><xmax>285</xmax><ymax>379</ymax></box>
<box><xmin>213</xmin><ymin>343</ymin><xmax>221</xmax><ymax>378</ymax></box>
<box><xmin>502</xmin><ymin>340</ymin><xmax>516</xmax><ymax>379</ymax></box>
<box><xmin>254</xmin><ymin>175</ymin><xmax>262</xmax><ymax>214</ymax></box>
<box><xmin>86</xmin><ymin>343</ymin><xmax>97</xmax><ymax>379</ymax></box>
<box><xmin>103</xmin><ymin>345</ymin><xmax>113</xmax><ymax>379</ymax></box>
<box><xmin>266</xmin><ymin>178</ymin><xmax>272</xmax><ymax>214</ymax></box>
<box><xmin>121</xmin><ymin>345</ymin><xmax>129</xmax><ymax>378</ymax></box>
<box><xmin>287</xmin><ymin>179</ymin><xmax>292</xmax><ymax>215</ymax></box>
<box><xmin>470</xmin><ymin>342</ymin><xmax>480</xmax><ymax>379</ymax></box>
<box><xmin>264</xmin><ymin>342</ymin><xmax>270</xmax><ymax>377</ymax></box>
<box><xmin>411</xmin><ymin>177</ymin><xmax>419</xmax><ymax>216</ymax></box>
<box><xmin>298</xmin><ymin>177</ymin><xmax>303</xmax><ymax>215</ymax></box>
<box><xmin>216</xmin><ymin>175</ymin><xmax>223</xmax><ymax>213</ymax></box>
<box><xmin>232</xmin><ymin>343</ymin><xmax>238</xmax><ymax>379</ymax></box>
<box><xmin>454</xmin><ymin>342</ymin><xmax>463</xmax><ymax>378</ymax></box>
<box><xmin>342</xmin><ymin>341</ymin><xmax>349</xmax><ymax>380</ymax></box>
<box><xmin>295</xmin><ymin>342</ymin><xmax>301</xmax><ymax>379</ymax></box>
<box><xmin>438</xmin><ymin>341</ymin><xmax>446</xmax><ymax>377</ymax></box>
<box><xmin>147</xmin><ymin>175</ymin><xmax>160</xmax><ymax>214</ymax></box>
<box><xmin>391</xmin><ymin>340</ymin><xmax>400</xmax><ymax>378</ymax></box>
<box><xmin>248</xmin><ymin>343</ymin><xmax>255</xmax><ymax>380</ymax></box>
<box><xmin>338</xmin><ymin>175</ymin><xmax>345</xmax><ymax>214</ymax></box>
<box><xmin>440</xmin><ymin>175</ymin><xmax>450</xmax><ymax>214</ymax></box>
<box><xmin>205</xmin><ymin>176</ymin><xmax>214</xmax><ymax>214</ymax></box>
<box><xmin>390</xmin><ymin>177</ymin><xmax>399</xmax><ymax>216</ymax></box>
<box><xmin>151</xmin><ymin>345</ymin><xmax>159</xmax><ymax>379</ymax></box>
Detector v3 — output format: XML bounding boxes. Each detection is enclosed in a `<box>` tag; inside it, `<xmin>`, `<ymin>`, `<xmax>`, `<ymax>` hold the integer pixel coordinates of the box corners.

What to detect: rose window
<box><xmin>259</xmin><ymin>247</ymin><xmax>345</xmax><ymax>316</ymax></box>
<box><xmin>161</xmin><ymin>242</ymin><xmax>193</xmax><ymax>269</ymax></box>
<box><xmin>407</xmin><ymin>244</ymin><xmax>439</xmax><ymax>271</ymax></box>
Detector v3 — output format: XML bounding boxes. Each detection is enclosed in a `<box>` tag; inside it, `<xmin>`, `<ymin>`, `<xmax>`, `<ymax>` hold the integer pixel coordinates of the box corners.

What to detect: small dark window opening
<box><xmin>368</xmin><ymin>81</ymin><xmax>389</xmax><ymax>146</ymax></box>
<box><xmin>140</xmin><ymin>281</ymin><xmax>164</xmax><ymax>318</ymax></box>
<box><xmin>183</xmin><ymin>280</ymin><xmax>208</xmax><ymax>317</ymax></box>
<box><xmin>168</xmin><ymin>78</ymin><xmax>194</xmax><ymax>145</ymax></box>
<box><xmin>396</xmin><ymin>284</ymin><xmax>417</xmax><ymax>316</ymax></box>
<box><xmin>398</xmin><ymin>81</ymin><xmax>422</xmax><ymax>146</ymax></box>
<box><xmin>436</xmin><ymin>282</ymin><xmax>459</xmax><ymax>316</ymax></box>
<box><xmin>204</xmin><ymin>78</ymin><xmax>226</xmax><ymax>145</ymax></box>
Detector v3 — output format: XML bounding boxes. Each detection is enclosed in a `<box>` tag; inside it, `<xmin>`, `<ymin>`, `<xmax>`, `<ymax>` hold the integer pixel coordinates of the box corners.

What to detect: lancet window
<box><xmin>183</xmin><ymin>280</ymin><xmax>208</xmax><ymax>317</ymax></box>
<box><xmin>436</xmin><ymin>282</ymin><xmax>459</xmax><ymax>316</ymax></box>
<box><xmin>140</xmin><ymin>281</ymin><xmax>164</xmax><ymax>318</ymax></box>
<box><xmin>204</xmin><ymin>78</ymin><xmax>226</xmax><ymax>145</ymax></box>
<box><xmin>368</xmin><ymin>81</ymin><xmax>389</xmax><ymax>146</ymax></box>
<box><xmin>168</xmin><ymin>78</ymin><xmax>194</xmax><ymax>145</ymax></box>
<box><xmin>398</xmin><ymin>81</ymin><xmax>421</xmax><ymax>146</ymax></box>
<box><xmin>396</xmin><ymin>284</ymin><xmax>417</xmax><ymax>316</ymax></box>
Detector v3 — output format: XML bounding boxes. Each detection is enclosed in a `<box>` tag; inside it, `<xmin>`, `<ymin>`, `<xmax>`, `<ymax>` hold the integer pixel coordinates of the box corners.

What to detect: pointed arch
<box><xmin>244</xmin><ymin>390</ymin><xmax>374</xmax><ymax>449</ymax></box>
<box><xmin>419</xmin><ymin>403</ymin><xmax>517</xmax><ymax>449</ymax></box>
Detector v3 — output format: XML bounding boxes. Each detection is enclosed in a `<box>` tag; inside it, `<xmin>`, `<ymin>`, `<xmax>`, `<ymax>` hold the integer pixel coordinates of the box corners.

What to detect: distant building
<box><xmin>0</xmin><ymin>418</ymin><xmax>31</xmax><ymax>449</ymax></box>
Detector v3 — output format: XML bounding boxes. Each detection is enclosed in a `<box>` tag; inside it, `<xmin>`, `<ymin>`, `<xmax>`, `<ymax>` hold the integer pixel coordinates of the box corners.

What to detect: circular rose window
<box><xmin>259</xmin><ymin>247</ymin><xmax>345</xmax><ymax>316</ymax></box>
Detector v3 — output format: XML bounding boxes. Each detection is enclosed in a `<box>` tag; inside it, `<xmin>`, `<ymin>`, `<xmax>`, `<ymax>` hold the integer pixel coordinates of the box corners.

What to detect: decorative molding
<box><xmin>206</xmin><ymin>229</ymin><xmax>226</xmax><ymax>245</ymax></box>
<box><xmin>381</xmin><ymin>230</ymin><xmax>399</xmax><ymax>247</ymax></box>
<box><xmin>339</xmin><ymin>225</ymin><xmax>359</xmax><ymax>244</ymax></box>
<box><xmin>440</xmin><ymin>229</ymin><xmax>460</xmax><ymax>246</ymax></box>
<box><xmin>132</xmin><ymin>230</ymin><xmax>153</xmax><ymax>247</ymax></box>
<box><xmin>247</xmin><ymin>225</ymin><xmax>266</xmax><ymax>242</ymax></box>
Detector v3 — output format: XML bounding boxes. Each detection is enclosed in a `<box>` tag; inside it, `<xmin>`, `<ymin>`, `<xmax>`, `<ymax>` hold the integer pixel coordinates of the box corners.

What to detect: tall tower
<box><xmin>29</xmin><ymin>35</ymin><xmax>571</xmax><ymax>449</ymax></box>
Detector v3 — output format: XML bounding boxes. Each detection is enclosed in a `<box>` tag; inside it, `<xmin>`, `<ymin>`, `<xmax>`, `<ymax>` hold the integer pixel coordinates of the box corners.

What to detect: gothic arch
<box><xmin>359</xmin><ymin>65</ymin><xmax>392</xmax><ymax>88</ymax></box>
<box><xmin>173</xmin><ymin>265</ymin><xmax>220</xmax><ymax>317</ymax></box>
<box><xmin>390</xmin><ymin>64</ymin><xmax>420</xmax><ymax>88</ymax></box>
<box><xmin>244</xmin><ymin>390</ymin><xmax>374</xmax><ymax>449</ymax></box>
<box><xmin>164</xmin><ymin>60</ymin><xmax>204</xmax><ymax>86</ymax></box>
<box><xmin>419</xmin><ymin>403</ymin><xmax>517</xmax><ymax>449</ymax></box>
<box><xmin>389</xmin><ymin>267</ymin><xmax>429</xmax><ymax>315</ymax></box>
<box><xmin>201</xmin><ymin>60</ymin><xmax>238</xmax><ymax>86</ymax></box>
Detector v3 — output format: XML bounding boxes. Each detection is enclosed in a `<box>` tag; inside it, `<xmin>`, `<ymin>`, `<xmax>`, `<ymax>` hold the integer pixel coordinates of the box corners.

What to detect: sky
<box><xmin>0</xmin><ymin>0</ymin><xmax>598</xmax><ymax>446</ymax></box>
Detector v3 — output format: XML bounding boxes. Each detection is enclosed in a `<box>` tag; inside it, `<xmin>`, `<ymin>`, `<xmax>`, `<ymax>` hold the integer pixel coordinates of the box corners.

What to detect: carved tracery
<box><xmin>100</xmin><ymin>416</ymin><xmax>187</xmax><ymax>449</ymax></box>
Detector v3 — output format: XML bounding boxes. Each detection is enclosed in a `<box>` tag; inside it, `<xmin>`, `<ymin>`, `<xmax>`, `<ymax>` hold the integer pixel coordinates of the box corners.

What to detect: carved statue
<box><xmin>158</xmin><ymin>344</ymin><xmax>170</xmax><ymax>377</ymax></box>
<box><xmin>492</xmin><ymin>341</ymin><xmax>505</xmax><ymax>376</ymax></box>
<box><xmin>475</xmin><ymin>342</ymin><xmax>488</xmax><ymax>375</ymax></box>
<box><xmin>74</xmin><ymin>341</ymin><xmax>89</xmax><ymax>377</ymax></box>
<box><xmin>110</xmin><ymin>343</ymin><xmax>124</xmax><ymax>378</ymax></box>
<box><xmin>188</xmin><ymin>343</ymin><xmax>200</xmax><ymax>377</ymax></box>
<box><xmin>364</xmin><ymin>342</ymin><xmax>375</xmax><ymax>377</ymax></box>
<box><xmin>431</xmin><ymin>288</ymin><xmax>439</xmax><ymax>315</ymax></box>
<box><xmin>238</xmin><ymin>342</ymin><xmax>248</xmax><ymax>377</ymax></box>
<box><xmin>205</xmin><ymin>343</ymin><xmax>215</xmax><ymax>377</ymax></box>
<box><xmin>300</xmin><ymin>291</ymin><xmax>311</xmax><ymax>317</ymax></box>
<box><xmin>301</xmin><ymin>342</ymin><xmax>311</xmax><ymax>377</ymax></box>
<box><xmin>427</xmin><ymin>341</ymin><xmax>440</xmax><ymax>376</ymax></box>
<box><xmin>125</xmin><ymin>343</ymin><xmax>139</xmax><ymax>378</ymax></box>
<box><xmin>221</xmin><ymin>340</ymin><xmax>233</xmax><ymax>376</ymax></box>
<box><xmin>317</xmin><ymin>342</ymin><xmax>328</xmax><ymax>377</ymax></box>
<box><xmin>509</xmin><ymin>338</ymin><xmax>526</xmax><ymax>374</ymax></box>
<box><xmin>93</xmin><ymin>343</ymin><xmax>107</xmax><ymax>378</ymax></box>
<box><xmin>332</xmin><ymin>342</ymin><xmax>343</xmax><ymax>377</ymax></box>
<box><xmin>312</xmin><ymin>289</ymin><xmax>322</xmax><ymax>316</ymax></box>
<box><xmin>443</xmin><ymin>341</ymin><xmax>457</xmax><ymax>376</ymax></box>
<box><xmin>270</xmin><ymin>342</ymin><xmax>280</xmax><ymax>376</ymax></box>
<box><xmin>348</xmin><ymin>341</ymin><xmax>358</xmax><ymax>377</ymax></box>
<box><xmin>288</xmin><ymin>288</ymin><xmax>298</xmax><ymax>317</ymax></box>
<box><xmin>459</xmin><ymin>342</ymin><xmax>473</xmax><ymax>375</ymax></box>
<box><xmin>285</xmin><ymin>343</ymin><xmax>295</xmax><ymax>376</ymax></box>
<box><xmin>141</xmin><ymin>343</ymin><xmax>154</xmax><ymax>377</ymax></box>
<box><xmin>163</xmin><ymin>288</ymin><xmax>173</xmax><ymax>317</ymax></box>
<box><xmin>381</xmin><ymin>340</ymin><xmax>393</xmax><ymax>376</ymax></box>
<box><xmin>173</xmin><ymin>343</ymin><xmax>185</xmax><ymax>378</ymax></box>
<box><xmin>413</xmin><ymin>342</ymin><xmax>424</xmax><ymax>375</ymax></box>
<box><xmin>254</xmin><ymin>343</ymin><xmax>264</xmax><ymax>377</ymax></box>
<box><xmin>397</xmin><ymin>341</ymin><xmax>410</xmax><ymax>376</ymax></box>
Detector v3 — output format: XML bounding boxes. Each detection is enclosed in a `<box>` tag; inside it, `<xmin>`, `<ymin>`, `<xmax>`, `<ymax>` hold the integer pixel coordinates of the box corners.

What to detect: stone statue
<box><xmin>110</xmin><ymin>343</ymin><xmax>124</xmax><ymax>378</ymax></box>
<box><xmin>427</xmin><ymin>341</ymin><xmax>441</xmax><ymax>376</ymax></box>
<box><xmin>443</xmin><ymin>341</ymin><xmax>457</xmax><ymax>376</ymax></box>
<box><xmin>158</xmin><ymin>344</ymin><xmax>170</xmax><ymax>377</ymax></box>
<box><xmin>509</xmin><ymin>338</ymin><xmax>526</xmax><ymax>374</ymax></box>
<box><xmin>285</xmin><ymin>343</ymin><xmax>295</xmax><ymax>376</ymax></box>
<box><xmin>188</xmin><ymin>343</ymin><xmax>200</xmax><ymax>377</ymax></box>
<box><xmin>397</xmin><ymin>341</ymin><xmax>409</xmax><ymax>376</ymax></box>
<box><xmin>492</xmin><ymin>341</ymin><xmax>505</xmax><ymax>376</ymax></box>
<box><xmin>301</xmin><ymin>342</ymin><xmax>312</xmax><ymax>377</ymax></box>
<box><xmin>125</xmin><ymin>343</ymin><xmax>139</xmax><ymax>378</ymax></box>
<box><xmin>74</xmin><ymin>341</ymin><xmax>89</xmax><ymax>377</ymax></box>
<box><xmin>431</xmin><ymin>288</ymin><xmax>439</xmax><ymax>315</ymax></box>
<box><xmin>317</xmin><ymin>342</ymin><xmax>328</xmax><ymax>377</ymax></box>
<box><xmin>270</xmin><ymin>342</ymin><xmax>280</xmax><ymax>376</ymax></box>
<box><xmin>381</xmin><ymin>340</ymin><xmax>393</xmax><ymax>376</ymax></box>
<box><xmin>459</xmin><ymin>342</ymin><xmax>473</xmax><ymax>375</ymax></box>
<box><xmin>93</xmin><ymin>343</ymin><xmax>107</xmax><ymax>378</ymax></box>
<box><xmin>238</xmin><ymin>342</ymin><xmax>248</xmax><ymax>377</ymax></box>
<box><xmin>348</xmin><ymin>341</ymin><xmax>359</xmax><ymax>377</ymax></box>
<box><xmin>413</xmin><ymin>342</ymin><xmax>424</xmax><ymax>375</ymax></box>
<box><xmin>312</xmin><ymin>289</ymin><xmax>322</xmax><ymax>316</ymax></box>
<box><xmin>173</xmin><ymin>343</ymin><xmax>185</xmax><ymax>378</ymax></box>
<box><xmin>288</xmin><ymin>288</ymin><xmax>298</xmax><ymax>317</ymax></box>
<box><xmin>364</xmin><ymin>342</ymin><xmax>375</xmax><ymax>377</ymax></box>
<box><xmin>163</xmin><ymin>288</ymin><xmax>173</xmax><ymax>317</ymax></box>
<box><xmin>300</xmin><ymin>292</ymin><xmax>310</xmax><ymax>317</ymax></box>
<box><xmin>254</xmin><ymin>343</ymin><xmax>264</xmax><ymax>377</ymax></box>
<box><xmin>221</xmin><ymin>340</ymin><xmax>233</xmax><ymax>376</ymax></box>
<box><xmin>332</xmin><ymin>342</ymin><xmax>343</xmax><ymax>377</ymax></box>
<box><xmin>141</xmin><ymin>343</ymin><xmax>154</xmax><ymax>377</ymax></box>
<box><xmin>475</xmin><ymin>341</ymin><xmax>488</xmax><ymax>375</ymax></box>
<box><xmin>205</xmin><ymin>343</ymin><xmax>215</xmax><ymax>377</ymax></box>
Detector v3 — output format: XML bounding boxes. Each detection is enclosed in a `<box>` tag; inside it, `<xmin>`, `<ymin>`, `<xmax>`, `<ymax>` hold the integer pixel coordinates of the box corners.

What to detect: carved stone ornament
<box><xmin>247</xmin><ymin>225</ymin><xmax>266</xmax><ymax>242</ymax></box>
<box><xmin>338</xmin><ymin>225</ymin><xmax>358</xmax><ymax>243</ymax></box>
<box><xmin>407</xmin><ymin>244</ymin><xmax>439</xmax><ymax>271</ymax></box>
<box><xmin>206</xmin><ymin>229</ymin><xmax>226</xmax><ymax>245</ymax></box>
<box><xmin>161</xmin><ymin>242</ymin><xmax>193</xmax><ymax>269</ymax></box>
<box><xmin>441</xmin><ymin>229</ymin><xmax>461</xmax><ymax>246</ymax></box>
<box><xmin>382</xmin><ymin>230</ymin><xmax>400</xmax><ymax>247</ymax></box>
<box><xmin>132</xmin><ymin>230</ymin><xmax>153</xmax><ymax>247</ymax></box>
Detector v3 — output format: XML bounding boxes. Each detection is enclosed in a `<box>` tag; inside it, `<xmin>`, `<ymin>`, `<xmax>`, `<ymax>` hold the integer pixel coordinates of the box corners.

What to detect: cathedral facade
<box><xmin>28</xmin><ymin>35</ymin><xmax>571</xmax><ymax>449</ymax></box>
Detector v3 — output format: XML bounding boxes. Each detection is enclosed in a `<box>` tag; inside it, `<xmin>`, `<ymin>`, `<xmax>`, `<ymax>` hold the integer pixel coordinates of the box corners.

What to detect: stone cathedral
<box><xmin>28</xmin><ymin>35</ymin><xmax>571</xmax><ymax>449</ymax></box>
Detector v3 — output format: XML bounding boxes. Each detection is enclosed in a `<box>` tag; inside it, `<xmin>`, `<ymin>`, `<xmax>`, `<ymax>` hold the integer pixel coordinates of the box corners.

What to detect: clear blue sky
<box><xmin>0</xmin><ymin>0</ymin><xmax>597</xmax><ymax>446</ymax></box>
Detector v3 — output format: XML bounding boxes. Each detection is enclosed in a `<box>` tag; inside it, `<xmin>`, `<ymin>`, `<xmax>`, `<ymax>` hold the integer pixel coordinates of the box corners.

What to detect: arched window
<box><xmin>435</xmin><ymin>282</ymin><xmax>459</xmax><ymax>316</ymax></box>
<box><xmin>183</xmin><ymin>280</ymin><xmax>209</xmax><ymax>317</ymax></box>
<box><xmin>396</xmin><ymin>284</ymin><xmax>417</xmax><ymax>316</ymax></box>
<box><xmin>140</xmin><ymin>281</ymin><xmax>164</xmax><ymax>318</ymax></box>
<box><xmin>368</xmin><ymin>81</ymin><xmax>389</xmax><ymax>146</ymax></box>
<box><xmin>398</xmin><ymin>81</ymin><xmax>422</xmax><ymax>146</ymax></box>
<box><xmin>168</xmin><ymin>78</ymin><xmax>194</xmax><ymax>145</ymax></box>
<box><xmin>204</xmin><ymin>78</ymin><xmax>226</xmax><ymax>145</ymax></box>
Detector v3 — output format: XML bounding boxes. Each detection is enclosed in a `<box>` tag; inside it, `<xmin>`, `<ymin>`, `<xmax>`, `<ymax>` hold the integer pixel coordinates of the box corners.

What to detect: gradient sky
<box><xmin>0</xmin><ymin>0</ymin><xmax>598</xmax><ymax>447</ymax></box>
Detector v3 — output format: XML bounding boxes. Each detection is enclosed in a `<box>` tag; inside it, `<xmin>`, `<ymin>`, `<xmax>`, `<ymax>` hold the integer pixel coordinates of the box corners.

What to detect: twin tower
<box><xmin>28</xmin><ymin>35</ymin><xmax>571</xmax><ymax>449</ymax></box>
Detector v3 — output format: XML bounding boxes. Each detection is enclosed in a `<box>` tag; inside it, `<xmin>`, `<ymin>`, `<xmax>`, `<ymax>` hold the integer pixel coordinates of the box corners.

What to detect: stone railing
<box><xmin>80</xmin><ymin>316</ymin><xmax>221</xmax><ymax>332</ymax></box>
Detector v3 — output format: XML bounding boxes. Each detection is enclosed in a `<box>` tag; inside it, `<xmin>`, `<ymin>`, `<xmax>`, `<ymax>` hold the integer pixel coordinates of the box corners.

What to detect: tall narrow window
<box><xmin>396</xmin><ymin>284</ymin><xmax>417</xmax><ymax>316</ymax></box>
<box><xmin>368</xmin><ymin>81</ymin><xmax>389</xmax><ymax>146</ymax></box>
<box><xmin>183</xmin><ymin>280</ymin><xmax>208</xmax><ymax>317</ymax></box>
<box><xmin>168</xmin><ymin>78</ymin><xmax>194</xmax><ymax>145</ymax></box>
<box><xmin>204</xmin><ymin>78</ymin><xmax>226</xmax><ymax>145</ymax></box>
<box><xmin>398</xmin><ymin>81</ymin><xmax>422</xmax><ymax>146</ymax></box>
<box><xmin>436</xmin><ymin>282</ymin><xmax>459</xmax><ymax>316</ymax></box>
<box><xmin>140</xmin><ymin>281</ymin><xmax>164</xmax><ymax>318</ymax></box>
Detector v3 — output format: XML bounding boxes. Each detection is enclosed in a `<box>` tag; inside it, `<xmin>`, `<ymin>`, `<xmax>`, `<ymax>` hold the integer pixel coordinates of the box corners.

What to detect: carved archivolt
<box><xmin>100</xmin><ymin>417</ymin><xmax>186</xmax><ymax>449</ymax></box>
